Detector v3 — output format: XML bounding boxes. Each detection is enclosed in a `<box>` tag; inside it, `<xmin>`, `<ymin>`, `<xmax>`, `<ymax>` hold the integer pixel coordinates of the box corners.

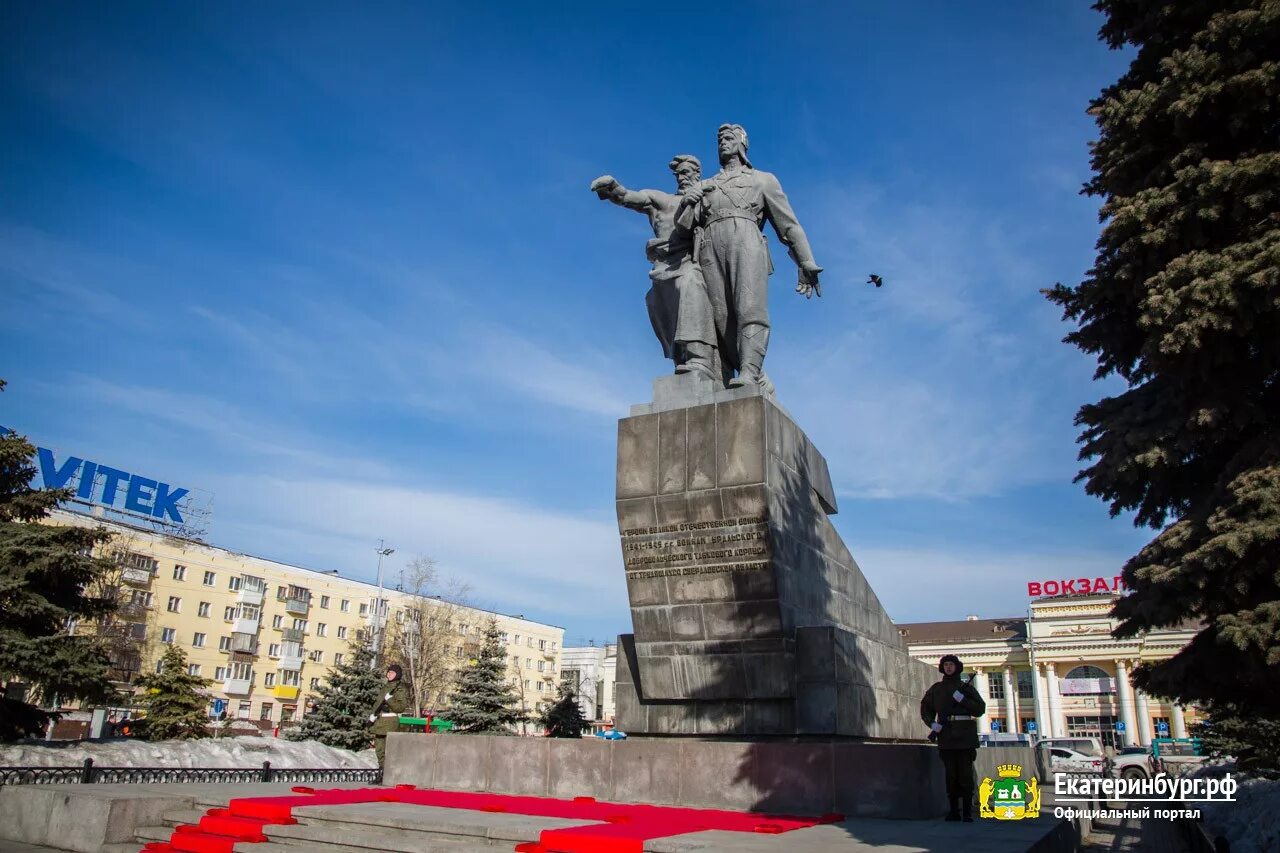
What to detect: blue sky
<box><xmin>0</xmin><ymin>2</ymin><xmax>1150</xmax><ymax>644</ymax></box>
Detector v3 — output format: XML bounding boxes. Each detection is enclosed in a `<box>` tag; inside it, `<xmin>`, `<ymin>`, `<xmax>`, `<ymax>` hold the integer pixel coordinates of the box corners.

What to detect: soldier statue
<box><xmin>677</xmin><ymin>124</ymin><xmax>823</xmax><ymax>393</ymax></box>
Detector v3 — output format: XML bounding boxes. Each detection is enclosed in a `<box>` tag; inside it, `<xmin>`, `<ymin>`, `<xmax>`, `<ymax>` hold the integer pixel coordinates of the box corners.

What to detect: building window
<box><xmin>514</xmin><ymin>634</ymin><xmax>521</xmax><ymax>645</ymax></box>
<box><xmin>237</xmin><ymin>701</ymin><xmax>251</xmax><ymax>720</ymax></box>
<box><xmin>272</xmin><ymin>615</ymin><xmax>283</xmax><ymax>628</ymax></box>
<box><xmin>203</xmin><ymin>571</ymin><xmax>216</xmax><ymax>586</ymax></box>
<box><xmin>192</xmin><ymin>632</ymin><xmax>206</xmax><ymax>648</ymax></box>
<box><xmin>310</xmin><ymin>678</ymin><xmax>320</xmax><ymax>689</ymax></box>
<box><xmin>536</xmin><ymin>681</ymin><xmax>544</xmax><ymax>692</ymax></box>
<box><xmin>224</xmin><ymin>605</ymin><xmax>236</xmax><ymax>621</ymax></box>
<box><xmin>526</xmin><ymin>658</ymin><xmax>532</xmax><ymax>669</ymax></box>
<box><xmin>260</xmin><ymin>703</ymin><xmax>273</xmax><ymax>720</ymax></box>
<box><xmin>282</xmin><ymin>670</ymin><xmax>300</xmax><ymax>687</ymax></box>
<box><xmin>187</xmin><ymin>664</ymin><xmax>201</xmax><ymax>676</ymax></box>
<box><xmin>316</xmin><ymin>623</ymin><xmax>327</xmax><ymax>637</ymax></box>
<box><xmin>173</xmin><ymin>565</ymin><xmax>186</xmax><ymax>581</ymax></box>
<box><xmin>219</xmin><ymin>636</ymin><xmax>231</xmax><ymax>651</ymax></box>
<box><xmin>293</xmin><ymin>619</ymin><xmax>307</xmax><ymax>632</ymax></box>
<box><xmin>320</xmin><ymin>595</ymin><xmax>330</xmax><ymax>609</ymax></box>
<box><xmin>337</xmin><ymin>626</ymin><xmax>347</xmax><ymax>639</ymax></box>
<box><xmin>161</xmin><ymin>628</ymin><xmax>176</xmax><ymax>644</ymax></box>
<box><xmin>264</xmin><ymin>673</ymin><xmax>276</xmax><ymax>687</ymax></box>
<box><xmin>340</xmin><ymin>599</ymin><xmax>350</xmax><ymax>612</ymax></box>
<box><xmin>197</xmin><ymin>601</ymin><xmax>211</xmax><ymax>618</ymax></box>
<box><xmin>334</xmin><ymin>653</ymin><xmax>344</xmax><ymax>665</ymax></box>
<box><xmin>537</xmin><ymin>660</ymin><xmax>545</xmax><ymax>672</ymax></box>
<box><xmin>269</xmin><ymin>644</ymin><xmax>281</xmax><ymax>658</ymax></box>
<box><xmin>167</xmin><ymin>596</ymin><xmax>181</xmax><ymax>613</ymax></box>
<box><xmin>215</xmin><ymin>666</ymin><xmax>229</xmax><ymax>681</ymax></box>
<box><xmin>308</xmin><ymin>650</ymin><xmax>323</xmax><ymax>663</ymax></box>
<box><xmin>549</xmin><ymin>641</ymin><xmax>556</xmax><ymax>652</ymax></box>
<box><xmin>501</xmin><ymin>632</ymin><xmax>509</xmax><ymax>643</ymax></box>
<box><xmin>359</xmin><ymin>603</ymin><xmax>369</xmax><ymax>616</ymax></box>
<box><xmin>228</xmin><ymin>576</ymin><xmax>241</xmax><ymax>590</ymax></box>
<box><xmin>1017</xmin><ymin>670</ymin><xmax>1034</xmax><ymax>700</ymax></box>
<box><xmin>131</xmin><ymin>590</ymin><xmax>153</xmax><ymax>607</ymax></box>
<box><xmin>1153</xmin><ymin>716</ymin><xmax>1170</xmax><ymax>738</ymax></box>
<box><xmin>527</xmin><ymin>637</ymin><xmax>533</xmax><ymax>647</ymax></box>
<box><xmin>539</xmin><ymin>639</ymin><xmax>546</xmax><ymax>651</ymax></box>
<box><xmin>280</xmin><ymin>704</ymin><xmax>296</xmax><ymax>722</ymax></box>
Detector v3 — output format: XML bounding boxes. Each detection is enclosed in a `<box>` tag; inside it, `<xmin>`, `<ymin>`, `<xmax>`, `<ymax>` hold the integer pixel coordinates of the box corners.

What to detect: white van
<box><xmin>1036</xmin><ymin>736</ymin><xmax>1103</xmax><ymax>757</ymax></box>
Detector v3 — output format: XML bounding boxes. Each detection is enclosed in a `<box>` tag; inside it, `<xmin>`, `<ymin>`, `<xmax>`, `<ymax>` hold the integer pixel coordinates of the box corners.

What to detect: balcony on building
<box><xmin>230</xmin><ymin>632</ymin><xmax>258</xmax><ymax>655</ymax></box>
<box><xmin>233</xmin><ymin>617</ymin><xmax>260</xmax><ymax>636</ymax></box>
<box><xmin>272</xmin><ymin>684</ymin><xmax>300</xmax><ymax>700</ymax></box>
<box><xmin>120</xmin><ymin>566</ymin><xmax>155</xmax><ymax>586</ymax></box>
<box><xmin>237</xmin><ymin>574</ymin><xmax>266</xmax><ymax>607</ymax></box>
<box><xmin>279</xmin><ymin>633</ymin><xmax>304</xmax><ymax>671</ymax></box>
<box><xmin>118</xmin><ymin>600</ymin><xmax>150</xmax><ymax>622</ymax></box>
<box><xmin>283</xmin><ymin>585</ymin><xmax>311</xmax><ymax>616</ymax></box>
<box><xmin>223</xmin><ymin>676</ymin><xmax>253</xmax><ymax>695</ymax></box>
<box><xmin>117</xmin><ymin>551</ymin><xmax>158</xmax><ymax>586</ymax></box>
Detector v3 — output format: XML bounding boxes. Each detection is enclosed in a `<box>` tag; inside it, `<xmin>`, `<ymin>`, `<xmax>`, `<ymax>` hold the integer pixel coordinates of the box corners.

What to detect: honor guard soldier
<box><xmin>920</xmin><ymin>654</ymin><xmax>987</xmax><ymax>822</ymax></box>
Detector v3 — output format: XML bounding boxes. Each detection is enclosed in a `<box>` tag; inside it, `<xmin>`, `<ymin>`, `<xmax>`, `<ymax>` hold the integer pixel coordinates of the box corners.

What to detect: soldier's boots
<box><xmin>675</xmin><ymin>342</ymin><xmax>717</xmax><ymax>381</ymax></box>
<box><xmin>730</xmin><ymin>325</ymin><xmax>774</xmax><ymax>394</ymax></box>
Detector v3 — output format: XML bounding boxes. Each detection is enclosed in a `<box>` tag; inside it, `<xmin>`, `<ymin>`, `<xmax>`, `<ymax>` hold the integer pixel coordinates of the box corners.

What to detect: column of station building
<box><xmin>899</xmin><ymin>593</ymin><xmax>1198</xmax><ymax>748</ymax></box>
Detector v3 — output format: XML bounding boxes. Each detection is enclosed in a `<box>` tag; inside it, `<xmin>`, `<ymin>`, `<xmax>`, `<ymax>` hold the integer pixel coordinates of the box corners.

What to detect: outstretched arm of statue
<box><xmin>760</xmin><ymin>173</ymin><xmax>823</xmax><ymax>297</ymax></box>
<box><xmin>590</xmin><ymin>175</ymin><xmax>652</xmax><ymax>212</ymax></box>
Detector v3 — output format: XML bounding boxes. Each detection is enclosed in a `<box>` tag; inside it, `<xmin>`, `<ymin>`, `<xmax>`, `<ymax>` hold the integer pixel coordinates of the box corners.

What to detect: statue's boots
<box><xmin>729</xmin><ymin>325</ymin><xmax>773</xmax><ymax>394</ymax></box>
<box><xmin>675</xmin><ymin>341</ymin><xmax>717</xmax><ymax>381</ymax></box>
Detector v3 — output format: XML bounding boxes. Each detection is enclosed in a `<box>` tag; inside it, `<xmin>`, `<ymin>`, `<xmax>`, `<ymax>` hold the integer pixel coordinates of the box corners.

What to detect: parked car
<box><xmin>979</xmin><ymin>733</ymin><xmax>1032</xmax><ymax>747</ymax></box>
<box><xmin>1111</xmin><ymin>745</ymin><xmax>1156</xmax><ymax>779</ymax></box>
<box><xmin>1043</xmin><ymin>746</ymin><xmax>1107</xmax><ymax>775</ymax></box>
<box><xmin>1036</xmin><ymin>736</ymin><xmax>1104</xmax><ymax>757</ymax></box>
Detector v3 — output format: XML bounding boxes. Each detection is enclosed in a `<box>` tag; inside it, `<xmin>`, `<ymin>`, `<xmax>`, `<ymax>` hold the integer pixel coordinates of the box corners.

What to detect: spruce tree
<box><xmin>1195</xmin><ymin>704</ymin><xmax>1280</xmax><ymax>775</ymax></box>
<box><xmin>449</xmin><ymin>620</ymin><xmax>525</xmax><ymax>734</ymax></box>
<box><xmin>287</xmin><ymin>642</ymin><xmax>383</xmax><ymax>751</ymax></box>
<box><xmin>0</xmin><ymin>385</ymin><xmax>118</xmax><ymax>740</ymax></box>
<box><xmin>133</xmin><ymin>645</ymin><xmax>211</xmax><ymax>740</ymax></box>
<box><xmin>1046</xmin><ymin>2</ymin><xmax>1280</xmax><ymax>714</ymax></box>
<box><xmin>539</xmin><ymin>683</ymin><xmax>587</xmax><ymax>738</ymax></box>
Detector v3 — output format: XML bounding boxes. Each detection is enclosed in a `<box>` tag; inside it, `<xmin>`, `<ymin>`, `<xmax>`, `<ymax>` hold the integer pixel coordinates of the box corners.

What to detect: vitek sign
<box><xmin>4</xmin><ymin>425</ymin><xmax>200</xmax><ymax>530</ymax></box>
<box><xmin>37</xmin><ymin>448</ymin><xmax>189</xmax><ymax>523</ymax></box>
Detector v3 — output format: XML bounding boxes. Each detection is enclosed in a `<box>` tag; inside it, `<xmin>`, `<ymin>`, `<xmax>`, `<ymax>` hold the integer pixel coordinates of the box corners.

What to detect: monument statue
<box><xmin>678</xmin><ymin>123</ymin><xmax>823</xmax><ymax>393</ymax></box>
<box><xmin>590</xmin><ymin>156</ymin><xmax>720</xmax><ymax>382</ymax></box>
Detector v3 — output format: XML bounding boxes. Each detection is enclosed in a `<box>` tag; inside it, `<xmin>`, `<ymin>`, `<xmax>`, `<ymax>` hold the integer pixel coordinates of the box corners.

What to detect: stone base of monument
<box><xmin>615</xmin><ymin>376</ymin><xmax>938</xmax><ymax>740</ymax></box>
<box><xmin>384</xmin><ymin>732</ymin><xmax>947</xmax><ymax>819</ymax></box>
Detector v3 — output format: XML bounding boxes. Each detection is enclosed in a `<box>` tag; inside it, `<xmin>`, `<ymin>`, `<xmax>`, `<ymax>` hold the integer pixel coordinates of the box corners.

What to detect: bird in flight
<box><xmin>867</xmin><ymin>274</ymin><xmax>883</xmax><ymax>287</ymax></box>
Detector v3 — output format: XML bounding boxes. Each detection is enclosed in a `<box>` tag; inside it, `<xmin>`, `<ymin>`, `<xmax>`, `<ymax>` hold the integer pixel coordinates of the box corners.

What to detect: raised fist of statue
<box><xmin>590</xmin><ymin>175</ymin><xmax>619</xmax><ymax>198</ymax></box>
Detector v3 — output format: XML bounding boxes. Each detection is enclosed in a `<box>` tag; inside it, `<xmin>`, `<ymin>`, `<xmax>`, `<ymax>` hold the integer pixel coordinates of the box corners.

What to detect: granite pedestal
<box><xmin>616</xmin><ymin>374</ymin><xmax>936</xmax><ymax>738</ymax></box>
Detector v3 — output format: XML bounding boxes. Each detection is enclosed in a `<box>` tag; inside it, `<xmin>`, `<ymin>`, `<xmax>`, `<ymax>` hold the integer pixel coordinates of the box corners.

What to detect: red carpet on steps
<box><xmin>139</xmin><ymin>786</ymin><xmax>842</xmax><ymax>853</ymax></box>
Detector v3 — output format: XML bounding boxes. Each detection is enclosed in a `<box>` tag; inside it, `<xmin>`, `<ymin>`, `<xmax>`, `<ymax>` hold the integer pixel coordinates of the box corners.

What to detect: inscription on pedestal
<box><xmin>621</xmin><ymin>515</ymin><xmax>770</xmax><ymax>579</ymax></box>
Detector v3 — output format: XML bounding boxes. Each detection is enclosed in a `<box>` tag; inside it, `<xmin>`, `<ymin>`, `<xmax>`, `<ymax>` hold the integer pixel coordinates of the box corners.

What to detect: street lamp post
<box><xmin>373</xmin><ymin>541</ymin><xmax>395</xmax><ymax>665</ymax></box>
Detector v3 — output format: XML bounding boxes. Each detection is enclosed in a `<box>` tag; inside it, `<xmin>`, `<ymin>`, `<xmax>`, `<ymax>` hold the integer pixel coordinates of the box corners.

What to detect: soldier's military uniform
<box><xmin>370</xmin><ymin>669</ymin><xmax>412</xmax><ymax>766</ymax></box>
<box><xmin>683</xmin><ymin>163</ymin><xmax>819</xmax><ymax>390</ymax></box>
<box><xmin>920</xmin><ymin>654</ymin><xmax>987</xmax><ymax>821</ymax></box>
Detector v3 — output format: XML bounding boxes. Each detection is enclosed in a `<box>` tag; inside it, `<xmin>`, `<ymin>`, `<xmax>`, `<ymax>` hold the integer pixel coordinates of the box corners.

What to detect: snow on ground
<box><xmin>1191</xmin><ymin>760</ymin><xmax>1280</xmax><ymax>853</ymax></box>
<box><xmin>0</xmin><ymin>736</ymin><xmax>376</xmax><ymax>769</ymax></box>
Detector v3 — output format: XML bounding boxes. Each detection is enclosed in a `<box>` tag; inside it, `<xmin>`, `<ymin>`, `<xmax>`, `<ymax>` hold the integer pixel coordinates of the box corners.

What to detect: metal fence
<box><xmin>0</xmin><ymin>759</ymin><xmax>381</xmax><ymax>788</ymax></box>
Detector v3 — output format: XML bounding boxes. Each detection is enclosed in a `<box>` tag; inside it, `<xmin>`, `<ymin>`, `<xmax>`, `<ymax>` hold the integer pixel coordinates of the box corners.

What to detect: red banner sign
<box><xmin>1027</xmin><ymin>576</ymin><xmax>1126</xmax><ymax>597</ymax></box>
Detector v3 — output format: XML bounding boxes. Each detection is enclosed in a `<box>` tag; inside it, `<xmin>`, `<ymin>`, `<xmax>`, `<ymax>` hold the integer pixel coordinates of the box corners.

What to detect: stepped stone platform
<box><xmin>0</xmin><ymin>778</ymin><xmax>1086</xmax><ymax>853</ymax></box>
<box><xmin>615</xmin><ymin>377</ymin><xmax>937</xmax><ymax>738</ymax></box>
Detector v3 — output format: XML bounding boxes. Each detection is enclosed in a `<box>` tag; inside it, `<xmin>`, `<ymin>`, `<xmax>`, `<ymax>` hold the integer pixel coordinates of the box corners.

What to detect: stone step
<box><xmin>101</xmin><ymin>844</ymin><xmax>148</xmax><ymax>853</ymax></box>
<box><xmin>133</xmin><ymin>825</ymin><xmax>173</xmax><ymax>843</ymax></box>
<box><xmin>160</xmin><ymin>809</ymin><xmax>210</xmax><ymax>827</ymax></box>
<box><xmin>235</xmin><ymin>829</ymin><xmax>504</xmax><ymax>850</ymax></box>
<box><xmin>263</xmin><ymin>821</ymin><xmax>511</xmax><ymax>850</ymax></box>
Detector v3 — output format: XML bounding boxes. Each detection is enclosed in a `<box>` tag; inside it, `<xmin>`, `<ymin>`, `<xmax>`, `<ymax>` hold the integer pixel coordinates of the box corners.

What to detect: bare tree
<box><xmin>386</xmin><ymin>556</ymin><xmax>473</xmax><ymax>718</ymax></box>
<box><xmin>82</xmin><ymin>530</ymin><xmax>161</xmax><ymax>696</ymax></box>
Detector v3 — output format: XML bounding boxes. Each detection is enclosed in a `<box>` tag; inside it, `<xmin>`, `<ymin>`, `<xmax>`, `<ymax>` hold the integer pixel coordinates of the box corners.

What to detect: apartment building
<box><xmin>48</xmin><ymin>509</ymin><xmax>564</xmax><ymax>725</ymax></box>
